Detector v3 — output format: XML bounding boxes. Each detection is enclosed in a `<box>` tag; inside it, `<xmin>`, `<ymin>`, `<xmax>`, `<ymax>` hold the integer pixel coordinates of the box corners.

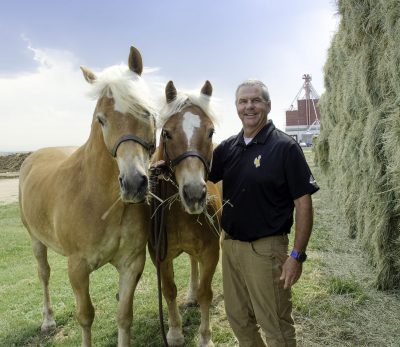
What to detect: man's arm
<box><xmin>208</xmin><ymin>143</ymin><xmax>224</xmax><ymax>183</ymax></box>
<box><xmin>280</xmin><ymin>194</ymin><xmax>313</xmax><ymax>289</ymax></box>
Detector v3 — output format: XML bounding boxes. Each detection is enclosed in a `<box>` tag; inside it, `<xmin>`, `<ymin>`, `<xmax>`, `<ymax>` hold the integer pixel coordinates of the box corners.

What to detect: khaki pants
<box><xmin>222</xmin><ymin>234</ymin><xmax>296</xmax><ymax>347</ymax></box>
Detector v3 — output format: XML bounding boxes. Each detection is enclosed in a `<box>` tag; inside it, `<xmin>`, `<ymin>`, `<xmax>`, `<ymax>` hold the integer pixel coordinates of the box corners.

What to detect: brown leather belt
<box><xmin>224</xmin><ymin>232</ymin><xmax>287</xmax><ymax>241</ymax></box>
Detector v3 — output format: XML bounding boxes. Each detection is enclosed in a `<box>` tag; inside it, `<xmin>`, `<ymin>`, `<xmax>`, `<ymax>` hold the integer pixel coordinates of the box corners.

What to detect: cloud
<box><xmin>0</xmin><ymin>41</ymin><xmax>230</xmax><ymax>152</ymax></box>
<box><xmin>0</xmin><ymin>6</ymin><xmax>338</xmax><ymax>152</ymax></box>
<box><xmin>0</xmin><ymin>43</ymin><xmax>95</xmax><ymax>152</ymax></box>
<box><xmin>0</xmin><ymin>41</ymin><xmax>185</xmax><ymax>152</ymax></box>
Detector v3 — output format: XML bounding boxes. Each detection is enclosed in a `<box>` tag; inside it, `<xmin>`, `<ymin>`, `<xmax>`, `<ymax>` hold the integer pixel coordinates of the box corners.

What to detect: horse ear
<box><xmin>128</xmin><ymin>46</ymin><xmax>143</xmax><ymax>76</ymax></box>
<box><xmin>201</xmin><ymin>80</ymin><xmax>213</xmax><ymax>97</ymax></box>
<box><xmin>80</xmin><ymin>66</ymin><xmax>97</xmax><ymax>84</ymax></box>
<box><xmin>165</xmin><ymin>81</ymin><xmax>177</xmax><ymax>103</ymax></box>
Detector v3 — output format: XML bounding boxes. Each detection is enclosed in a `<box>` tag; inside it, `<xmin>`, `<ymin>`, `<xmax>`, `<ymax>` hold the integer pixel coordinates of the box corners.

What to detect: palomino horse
<box><xmin>19</xmin><ymin>46</ymin><xmax>156</xmax><ymax>347</ymax></box>
<box><xmin>149</xmin><ymin>81</ymin><xmax>221</xmax><ymax>347</ymax></box>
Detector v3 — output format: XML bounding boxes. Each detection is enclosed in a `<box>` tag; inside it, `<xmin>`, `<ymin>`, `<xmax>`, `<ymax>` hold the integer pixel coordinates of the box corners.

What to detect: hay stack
<box><xmin>316</xmin><ymin>0</ymin><xmax>400</xmax><ymax>290</ymax></box>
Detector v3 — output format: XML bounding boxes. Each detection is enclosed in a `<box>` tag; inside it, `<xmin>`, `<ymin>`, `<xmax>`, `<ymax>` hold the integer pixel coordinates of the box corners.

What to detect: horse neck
<box><xmin>155</xmin><ymin>136</ymin><xmax>167</xmax><ymax>162</ymax></box>
<box><xmin>81</xmin><ymin>118</ymin><xmax>120</xmax><ymax>185</ymax></box>
<box><xmin>151</xmin><ymin>137</ymin><xmax>179</xmax><ymax>199</ymax></box>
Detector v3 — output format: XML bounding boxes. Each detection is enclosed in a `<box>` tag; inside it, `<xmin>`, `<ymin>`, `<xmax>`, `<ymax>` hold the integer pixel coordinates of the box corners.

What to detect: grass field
<box><xmin>0</xmin><ymin>148</ymin><xmax>399</xmax><ymax>346</ymax></box>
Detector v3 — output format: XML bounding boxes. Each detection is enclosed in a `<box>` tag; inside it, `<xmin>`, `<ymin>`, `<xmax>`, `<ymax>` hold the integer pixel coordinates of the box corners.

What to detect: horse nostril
<box><xmin>118</xmin><ymin>176</ymin><xmax>124</xmax><ymax>189</ymax></box>
<box><xmin>139</xmin><ymin>175</ymin><xmax>148</xmax><ymax>191</ymax></box>
<box><xmin>183</xmin><ymin>185</ymin><xmax>190</xmax><ymax>201</ymax></box>
<box><xmin>201</xmin><ymin>186</ymin><xmax>206</xmax><ymax>200</ymax></box>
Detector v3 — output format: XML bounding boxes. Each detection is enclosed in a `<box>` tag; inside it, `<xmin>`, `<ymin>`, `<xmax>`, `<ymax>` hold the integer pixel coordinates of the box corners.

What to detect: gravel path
<box><xmin>0</xmin><ymin>178</ymin><xmax>19</xmax><ymax>203</ymax></box>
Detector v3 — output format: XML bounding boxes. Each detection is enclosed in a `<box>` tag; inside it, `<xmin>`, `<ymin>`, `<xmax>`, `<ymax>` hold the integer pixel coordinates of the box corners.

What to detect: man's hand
<box><xmin>280</xmin><ymin>256</ymin><xmax>302</xmax><ymax>289</ymax></box>
<box><xmin>280</xmin><ymin>193</ymin><xmax>313</xmax><ymax>290</ymax></box>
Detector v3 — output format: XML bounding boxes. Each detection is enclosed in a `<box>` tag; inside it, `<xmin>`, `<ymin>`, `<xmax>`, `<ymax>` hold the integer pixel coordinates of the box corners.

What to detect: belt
<box><xmin>224</xmin><ymin>232</ymin><xmax>287</xmax><ymax>241</ymax></box>
<box><xmin>224</xmin><ymin>232</ymin><xmax>234</xmax><ymax>240</ymax></box>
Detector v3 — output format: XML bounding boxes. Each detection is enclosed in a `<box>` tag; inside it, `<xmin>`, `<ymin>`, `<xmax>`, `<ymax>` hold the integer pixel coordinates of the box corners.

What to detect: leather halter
<box><xmin>162</xmin><ymin>136</ymin><xmax>211</xmax><ymax>177</ymax></box>
<box><xmin>169</xmin><ymin>151</ymin><xmax>210</xmax><ymax>174</ymax></box>
<box><xmin>111</xmin><ymin>134</ymin><xmax>155</xmax><ymax>157</ymax></box>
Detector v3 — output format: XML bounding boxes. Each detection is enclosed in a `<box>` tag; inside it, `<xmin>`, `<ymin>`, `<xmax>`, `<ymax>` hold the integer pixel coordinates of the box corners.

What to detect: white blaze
<box><xmin>182</xmin><ymin>112</ymin><xmax>201</xmax><ymax>147</ymax></box>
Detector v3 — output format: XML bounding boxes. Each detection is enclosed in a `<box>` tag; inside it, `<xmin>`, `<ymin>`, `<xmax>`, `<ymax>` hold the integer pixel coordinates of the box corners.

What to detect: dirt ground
<box><xmin>0</xmin><ymin>178</ymin><xmax>19</xmax><ymax>203</ymax></box>
<box><xmin>0</xmin><ymin>153</ymin><xmax>29</xmax><ymax>203</ymax></box>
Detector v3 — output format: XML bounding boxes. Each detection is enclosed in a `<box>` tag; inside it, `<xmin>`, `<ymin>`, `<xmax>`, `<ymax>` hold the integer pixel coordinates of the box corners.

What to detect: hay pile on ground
<box><xmin>0</xmin><ymin>153</ymin><xmax>31</xmax><ymax>173</ymax></box>
<box><xmin>316</xmin><ymin>0</ymin><xmax>400</xmax><ymax>290</ymax></box>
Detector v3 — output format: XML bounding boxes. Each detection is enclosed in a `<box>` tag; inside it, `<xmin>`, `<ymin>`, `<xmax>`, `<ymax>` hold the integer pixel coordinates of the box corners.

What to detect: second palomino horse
<box><xmin>150</xmin><ymin>80</ymin><xmax>221</xmax><ymax>347</ymax></box>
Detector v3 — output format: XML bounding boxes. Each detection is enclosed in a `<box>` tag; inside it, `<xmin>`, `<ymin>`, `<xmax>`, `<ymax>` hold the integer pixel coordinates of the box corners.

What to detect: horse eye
<box><xmin>97</xmin><ymin>115</ymin><xmax>106</xmax><ymax>126</ymax></box>
<box><xmin>208</xmin><ymin>129</ymin><xmax>215</xmax><ymax>138</ymax></box>
<box><xmin>163</xmin><ymin>130</ymin><xmax>172</xmax><ymax>140</ymax></box>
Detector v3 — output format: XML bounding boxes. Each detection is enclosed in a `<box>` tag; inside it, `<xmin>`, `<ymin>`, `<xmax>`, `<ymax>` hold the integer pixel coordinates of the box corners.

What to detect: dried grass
<box><xmin>316</xmin><ymin>0</ymin><xmax>400</xmax><ymax>289</ymax></box>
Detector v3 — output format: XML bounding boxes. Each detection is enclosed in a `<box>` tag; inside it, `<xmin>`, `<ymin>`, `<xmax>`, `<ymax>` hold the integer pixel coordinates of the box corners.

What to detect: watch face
<box><xmin>298</xmin><ymin>252</ymin><xmax>307</xmax><ymax>262</ymax></box>
<box><xmin>291</xmin><ymin>250</ymin><xmax>307</xmax><ymax>262</ymax></box>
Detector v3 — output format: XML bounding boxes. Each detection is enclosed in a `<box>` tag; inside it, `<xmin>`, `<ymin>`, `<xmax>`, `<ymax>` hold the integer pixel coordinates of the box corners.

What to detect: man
<box><xmin>208</xmin><ymin>80</ymin><xmax>319</xmax><ymax>347</ymax></box>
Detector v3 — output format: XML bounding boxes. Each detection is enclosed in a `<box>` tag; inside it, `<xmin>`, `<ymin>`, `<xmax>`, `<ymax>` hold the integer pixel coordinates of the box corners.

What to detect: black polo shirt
<box><xmin>209</xmin><ymin>120</ymin><xmax>319</xmax><ymax>242</ymax></box>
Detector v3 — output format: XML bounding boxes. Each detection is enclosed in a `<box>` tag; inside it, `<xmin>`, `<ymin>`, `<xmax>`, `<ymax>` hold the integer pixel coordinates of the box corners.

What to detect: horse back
<box><xmin>20</xmin><ymin>146</ymin><xmax>78</xmax><ymax>177</ymax></box>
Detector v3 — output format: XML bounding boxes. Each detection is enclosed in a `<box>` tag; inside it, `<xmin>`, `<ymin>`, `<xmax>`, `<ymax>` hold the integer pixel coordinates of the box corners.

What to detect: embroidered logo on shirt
<box><xmin>254</xmin><ymin>155</ymin><xmax>261</xmax><ymax>168</ymax></box>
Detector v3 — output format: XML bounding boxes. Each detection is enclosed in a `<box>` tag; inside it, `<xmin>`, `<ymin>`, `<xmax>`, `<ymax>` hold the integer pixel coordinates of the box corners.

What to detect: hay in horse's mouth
<box><xmin>148</xmin><ymin>189</ymin><xmax>221</xmax><ymax>237</ymax></box>
<box><xmin>101</xmin><ymin>196</ymin><xmax>122</xmax><ymax>220</ymax></box>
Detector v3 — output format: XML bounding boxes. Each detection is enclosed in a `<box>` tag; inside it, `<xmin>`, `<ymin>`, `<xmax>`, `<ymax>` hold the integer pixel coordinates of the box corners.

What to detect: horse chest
<box><xmin>165</xmin><ymin>210</ymin><xmax>214</xmax><ymax>253</ymax></box>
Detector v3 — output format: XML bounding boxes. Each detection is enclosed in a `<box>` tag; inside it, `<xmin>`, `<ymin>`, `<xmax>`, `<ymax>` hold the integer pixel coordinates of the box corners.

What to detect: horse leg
<box><xmin>186</xmin><ymin>255</ymin><xmax>199</xmax><ymax>306</ymax></box>
<box><xmin>68</xmin><ymin>257</ymin><xmax>94</xmax><ymax>347</ymax></box>
<box><xmin>31</xmin><ymin>237</ymin><xmax>56</xmax><ymax>332</ymax></box>
<box><xmin>115</xmin><ymin>250</ymin><xmax>146</xmax><ymax>347</ymax></box>
<box><xmin>161</xmin><ymin>260</ymin><xmax>184</xmax><ymax>347</ymax></box>
<box><xmin>197</xmin><ymin>251</ymin><xmax>219</xmax><ymax>347</ymax></box>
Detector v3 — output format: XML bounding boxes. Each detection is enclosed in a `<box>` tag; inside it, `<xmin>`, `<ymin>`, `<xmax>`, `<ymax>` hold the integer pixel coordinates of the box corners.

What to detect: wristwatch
<box><xmin>290</xmin><ymin>249</ymin><xmax>307</xmax><ymax>263</ymax></box>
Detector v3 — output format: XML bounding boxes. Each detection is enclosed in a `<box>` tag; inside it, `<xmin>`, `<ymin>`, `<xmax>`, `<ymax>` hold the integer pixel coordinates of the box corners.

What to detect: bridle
<box><xmin>111</xmin><ymin>134</ymin><xmax>155</xmax><ymax>157</ymax></box>
<box><xmin>168</xmin><ymin>150</ymin><xmax>210</xmax><ymax>175</ymax></box>
<box><xmin>161</xmin><ymin>130</ymin><xmax>211</xmax><ymax>179</ymax></box>
<box><xmin>110</xmin><ymin>113</ymin><xmax>156</xmax><ymax>158</ymax></box>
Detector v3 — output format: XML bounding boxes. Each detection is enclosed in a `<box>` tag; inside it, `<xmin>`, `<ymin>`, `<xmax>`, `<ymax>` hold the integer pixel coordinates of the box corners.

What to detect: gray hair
<box><xmin>235</xmin><ymin>79</ymin><xmax>270</xmax><ymax>104</ymax></box>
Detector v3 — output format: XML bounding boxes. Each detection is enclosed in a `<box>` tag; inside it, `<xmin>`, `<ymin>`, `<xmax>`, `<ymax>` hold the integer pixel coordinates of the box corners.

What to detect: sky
<box><xmin>0</xmin><ymin>0</ymin><xmax>339</xmax><ymax>152</ymax></box>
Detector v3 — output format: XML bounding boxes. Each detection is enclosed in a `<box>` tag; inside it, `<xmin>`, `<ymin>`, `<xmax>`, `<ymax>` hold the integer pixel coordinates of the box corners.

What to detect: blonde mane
<box><xmin>159</xmin><ymin>91</ymin><xmax>219</xmax><ymax>128</ymax></box>
<box><xmin>87</xmin><ymin>64</ymin><xmax>157</xmax><ymax>120</ymax></box>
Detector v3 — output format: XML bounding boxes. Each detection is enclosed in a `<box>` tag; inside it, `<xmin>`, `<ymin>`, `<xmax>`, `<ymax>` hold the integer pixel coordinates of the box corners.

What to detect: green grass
<box><xmin>1</xmin><ymin>152</ymin><xmax>400</xmax><ymax>346</ymax></box>
<box><xmin>327</xmin><ymin>276</ymin><xmax>367</xmax><ymax>299</ymax></box>
<box><xmin>0</xmin><ymin>202</ymin><xmax>234</xmax><ymax>346</ymax></box>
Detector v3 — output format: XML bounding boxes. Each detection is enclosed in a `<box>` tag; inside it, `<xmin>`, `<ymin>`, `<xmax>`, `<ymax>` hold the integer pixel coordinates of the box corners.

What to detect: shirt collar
<box><xmin>233</xmin><ymin>120</ymin><xmax>275</xmax><ymax>147</ymax></box>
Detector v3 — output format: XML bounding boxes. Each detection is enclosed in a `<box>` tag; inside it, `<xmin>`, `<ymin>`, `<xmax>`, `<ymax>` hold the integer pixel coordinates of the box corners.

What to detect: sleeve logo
<box><xmin>309</xmin><ymin>174</ymin><xmax>318</xmax><ymax>187</ymax></box>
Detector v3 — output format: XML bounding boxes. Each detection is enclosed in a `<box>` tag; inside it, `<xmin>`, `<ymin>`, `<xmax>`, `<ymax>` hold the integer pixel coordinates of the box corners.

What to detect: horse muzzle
<box><xmin>118</xmin><ymin>172</ymin><xmax>149</xmax><ymax>203</ymax></box>
<box><xmin>181</xmin><ymin>182</ymin><xmax>207</xmax><ymax>214</ymax></box>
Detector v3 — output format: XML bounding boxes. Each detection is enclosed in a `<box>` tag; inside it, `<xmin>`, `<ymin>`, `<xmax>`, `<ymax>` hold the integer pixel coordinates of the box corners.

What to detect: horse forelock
<box><xmin>87</xmin><ymin>65</ymin><xmax>158</xmax><ymax>121</ymax></box>
<box><xmin>158</xmin><ymin>92</ymin><xmax>218</xmax><ymax>128</ymax></box>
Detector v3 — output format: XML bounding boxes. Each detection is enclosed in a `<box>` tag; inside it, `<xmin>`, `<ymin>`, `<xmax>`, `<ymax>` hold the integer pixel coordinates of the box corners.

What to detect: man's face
<box><xmin>236</xmin><ymin>85</ymin><xmax>271</xmax><ymax>133</ymax></box>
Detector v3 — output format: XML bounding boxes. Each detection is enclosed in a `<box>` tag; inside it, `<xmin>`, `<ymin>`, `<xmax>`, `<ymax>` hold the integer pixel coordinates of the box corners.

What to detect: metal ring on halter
<box><xmin>111</xmin><ymin>134</ymin><xmax>155</xmax><ymax>157</ymax></box>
